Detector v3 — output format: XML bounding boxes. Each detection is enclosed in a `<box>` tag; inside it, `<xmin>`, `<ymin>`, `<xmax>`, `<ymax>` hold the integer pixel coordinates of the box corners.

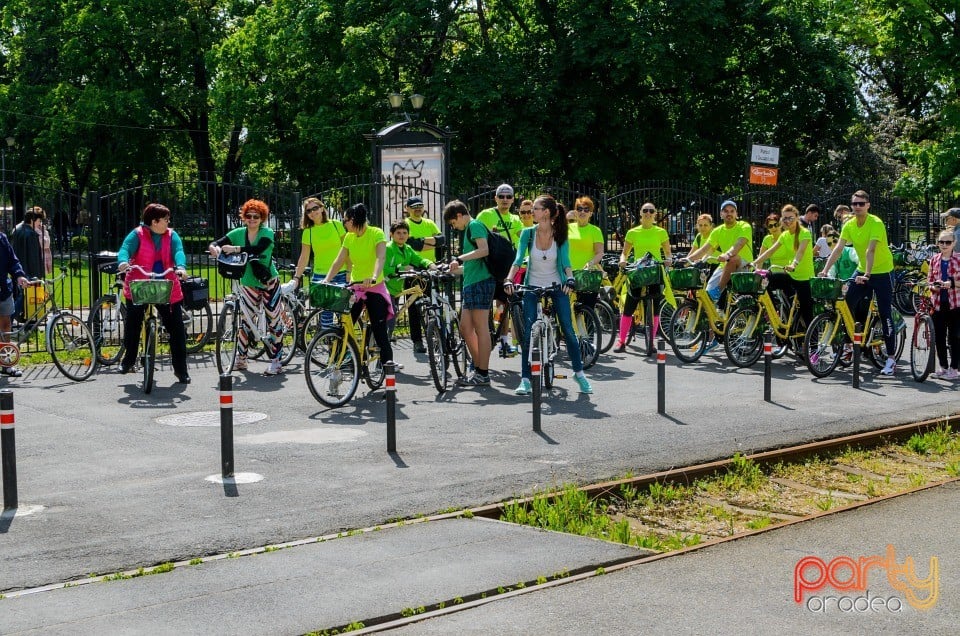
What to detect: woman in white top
<box><xmin>814</xmin><ymin>224</ymin><xmax>836</xmax><ymax>258</ymax></box>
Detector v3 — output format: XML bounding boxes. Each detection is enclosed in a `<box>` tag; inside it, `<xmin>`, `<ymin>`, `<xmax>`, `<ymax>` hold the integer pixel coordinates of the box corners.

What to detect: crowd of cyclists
<box><xmin>4</xmin><ymin>185</ymin><xmax>956</xmax><ymax>395</ymax></box>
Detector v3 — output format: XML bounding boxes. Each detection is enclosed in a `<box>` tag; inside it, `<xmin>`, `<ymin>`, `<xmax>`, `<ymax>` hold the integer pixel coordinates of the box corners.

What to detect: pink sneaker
<box><xmin>945</xmin><ymin>368</ymin><xmax>960</xmax><ymax>381</ymax></box>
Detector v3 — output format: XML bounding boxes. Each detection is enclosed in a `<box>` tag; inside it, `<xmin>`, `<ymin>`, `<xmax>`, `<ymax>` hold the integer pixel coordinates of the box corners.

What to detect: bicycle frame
<box><xmin>740</xmin><ymin>288</ymin><xmax>801</xmax><ymax>341</ymax></box>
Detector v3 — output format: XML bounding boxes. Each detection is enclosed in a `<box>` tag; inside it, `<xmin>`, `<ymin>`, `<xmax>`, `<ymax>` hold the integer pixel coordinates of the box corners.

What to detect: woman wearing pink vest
<box><xmin>116</xmin><ymin>203</ymin><xmax>191</xmax><ymax>384</ymax></box>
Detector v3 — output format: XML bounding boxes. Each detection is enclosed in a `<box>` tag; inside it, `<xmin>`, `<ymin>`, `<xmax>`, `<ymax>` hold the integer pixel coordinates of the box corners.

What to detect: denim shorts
<box><xmin>462</xmin><ymin>278</ymin><xmax>496</xmax><ymax>310</ymax></box>
<box><xmin>0</xmin><ymin>294</ymin><xmax>14</xmax><ymax>317</ymax></box>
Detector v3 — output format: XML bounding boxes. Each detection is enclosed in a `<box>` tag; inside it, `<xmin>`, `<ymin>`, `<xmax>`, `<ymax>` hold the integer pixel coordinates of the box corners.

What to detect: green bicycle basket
<box><xmin>129</xmin><ymin>279</ymin><xmax>173</xmax><ymax>305</ymax></box>
<box><xmin>730</xmin><ymin>272</ymin><xmax>764</xmax><ymax>295</ymax></box>
<box><xmin>627</xmin><ymin>264</ymin><xmax>661</xmax><ymax>288</ymax></box>
<box><xmin>310</xmin><ymin>283</ymin><xmax>354</xmax><ymax>313</ymax></box>
<box><xmin>892</xmin><ymin>251</ymin><xmax>908</xmax><ymax>267</ymax></box>
<box><xmin>573</xmin><ymin>270</ymin><xmax>603</xmax><ymax>293</ymax></box>
<box><xmin>810</xmin><ymin>277</ymin><xmax>844</xmax><ymax>300</ymax></box>
<box><xmin>668</xmin><ymin>267</ymin><xmax>702</xmax><ymax>290</ymax></box>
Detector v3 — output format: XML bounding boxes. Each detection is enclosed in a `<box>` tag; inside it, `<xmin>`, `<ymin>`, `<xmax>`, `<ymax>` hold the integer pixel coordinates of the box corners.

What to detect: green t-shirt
<box><xmin>301</xmin><ymin>220</ymin><xmax>346</xmax><ymax>275</ymax></box>
<box><xmin>384</xmin><ymin>241</ymin><xmax>431</xmax><ymax>296</ymax></box>
<box><xmin>406</xmin><ymin>216</ymin><xmax>441</xmax><ymax>262</ymax></box>
<box><xmin>775</xmin><ymin>226</ymin><xmax>814</xmax><ymax>281</ymax></box>
<box><xmin>343</xmin><ymin>226</ymin><xmax>386</xmax><ymax>284</ymax></box>
<box><xmin>226</xmin><ymin>225</ymin><xmax>277</xmax><ymax>289</ymax></box>
<box><xmin>462</xmin><ymin>219</ymin><xmax>492</xmax><ymax>286</ymax></box>
<box><xmin>761</xmin><ymin>233</ymin><xmax>793</xmax><ymax>268</ymax></box>
<box><xmin>839</xmin><ymin>214</ymin><xmax>893</xmax><ymax>275</ymax></box>
<box><xmin>568</xmin><ymin>223</ymin><xmax>604</xmax><ymax>269</ymax></box>
<box><xmin>477</xmin><ymin>208</ymin><xmax>524</xmax><ymax>248</ymax></box>
<box><xmin>708</xmin><ymin>221</ymin><xmax>754</xmax><ymax>262</ymax></box>
<box><xmin>624</xmin><ymin>225</ymin><xmax>670</xmax><ymax>261</ymax></box>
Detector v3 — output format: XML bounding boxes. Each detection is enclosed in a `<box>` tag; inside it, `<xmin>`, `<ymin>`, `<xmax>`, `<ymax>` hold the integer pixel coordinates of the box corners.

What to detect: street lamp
<box><xmin>387</xmin><ymin>92</ymin><xmax>426</xmax><ymax>122</ymax></box>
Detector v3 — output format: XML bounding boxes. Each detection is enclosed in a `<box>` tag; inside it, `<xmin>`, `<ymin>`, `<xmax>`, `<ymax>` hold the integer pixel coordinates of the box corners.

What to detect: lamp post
<box><xmin>387</xmin><ymin>92</ymin><xmax>426</xmax><ymax>122</ymax></box>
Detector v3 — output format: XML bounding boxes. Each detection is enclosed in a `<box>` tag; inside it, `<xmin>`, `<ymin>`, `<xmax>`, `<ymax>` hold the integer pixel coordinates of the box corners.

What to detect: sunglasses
<box><xmin>305</xmin><ymin>205</ymin><xmax>322</xmax><ymax>213</ymax></box>
<box><xmin>641</xmin><ymin>209</ymin><xmax>656</xmax><ymax>214</ymax></box>
<box><xmin>766</xmin><ymin>223</ymin><xmax>779</xmax><ymax>228</ymax></box>
<box><xmin>781</xmin><ymin>216</ymin><xmax>796</xmax><ymax>222</ymax></box>
<box><xmin>244</xmin><ymin>214</ymin><xmax>261</xmax><ymax>220</ymax></box>
<box><xmin>850</xmin><ymin>201</ymin><xmax>867</xmax><ymax>207</ymax></box>
<box><xmin>520</xmin><ymin>210</ymin><xmax>533</xmax><ymax>215</ymax></box>
<box><xmin>576</xmin><ymin>206</ymin><xmax>592</xmax><ymax>212</ymax></box>
<box><xmin>497</xmin><ymin>194</ymin><xmax>514</xmax><ymax>200</ymax></box>
<box><xmin>939</xmin><ymin>240</ymin><xmax>955</xmax><ymax>245</ymax></box>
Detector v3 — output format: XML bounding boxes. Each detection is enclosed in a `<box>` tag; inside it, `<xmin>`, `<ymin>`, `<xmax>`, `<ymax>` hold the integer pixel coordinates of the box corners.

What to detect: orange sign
<box><xmin>749</xmin><ymin>165</ymin><xmax>779</xmax><ymax>186</ymax></box>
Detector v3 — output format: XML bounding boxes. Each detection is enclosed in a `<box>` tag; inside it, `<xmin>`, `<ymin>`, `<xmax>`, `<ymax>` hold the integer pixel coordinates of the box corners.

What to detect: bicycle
<box><xmin>909</xmin><ymin>282</ymin><xmax>935</xmax><ymax>382</ymax></box>
<box><xmin>124</xmin><ymin>265</ymin><xmax>179</xmax><ymax>393</ymax></box>
<box><xmin>0</xmin><ymin>267</ymin><xmax>97</xmax><ymax>381</ymax></box>
<box><xmin>90</xmin><ymin>261</ymin><xmax>213</xmax><ymax>364</ymax></box>
<box><xmin>214</xmin><ymin>254</ymin><xmax>299</xmax><ymax>374</ymax></box>
<box><xmin>666</xmin><ymin>258</ymin><xmax>743</xmax><ymax>363</ymax></box>
<box><xmin>803</xmin><ymin>277</ymin><xmax>907</xmax><ymax>378</ymax></box>
<box><xmin>303</xmin><ymin>282</ymin><xmax>386</xmax><ymax>407</ymax></box>
<box><xmin>421</xmin><ymin>265</ymin><xmax>470</xmax><ymax>392</ymax></box>
<box><xmin>722</xmin><ymin>266</ymin><xmax>807</xmax><ymax>368</ymax></box>
<box><xmin>514</xmin><ymin>283</ymin><xmax>563</xmax><ymax>389</ymax></box>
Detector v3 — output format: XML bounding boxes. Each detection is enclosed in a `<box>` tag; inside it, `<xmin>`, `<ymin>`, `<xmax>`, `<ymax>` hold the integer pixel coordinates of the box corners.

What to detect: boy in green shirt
<box><xmin>384</xmin><ymin>220</ymin><xmax>435</xmax><ymax>352</ymax></box>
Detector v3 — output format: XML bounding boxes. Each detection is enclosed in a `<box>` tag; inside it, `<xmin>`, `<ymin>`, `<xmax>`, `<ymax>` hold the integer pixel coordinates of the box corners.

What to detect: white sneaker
<box><xmin>265</xmin><ymin>358</ymin><xmax>284</xmax><ymax>376</ymax></box>
<box><xmin>880</xmin><ymin>357</ymin><xmax>896</xmax><ymax>376</ymax></box>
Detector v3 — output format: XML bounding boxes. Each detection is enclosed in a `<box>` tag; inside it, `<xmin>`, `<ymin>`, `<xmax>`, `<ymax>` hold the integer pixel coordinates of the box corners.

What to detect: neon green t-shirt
<box><xmin>406</xmin><ymin>216</ymin><xmax>440</xmax><ymax>262</ymax></box>
<box><xmin>463</xmin><ymin>219</ymin><xmax>492</xmax><ymax>286</ymax></box>
<box><xmin>624</xmin><ymin>225</ymin><xmax>670</xmax><ymax>261</ymax></box>
<box><xmin>301</xmin><ymin>220</ymin><xmax>346</xmax><ymax>274</ymax></box>
<box><xmin>839</xmin><ymin>214</ymin><xmax>893</xmax><ymax>275</ymax></box>
<box><xmin>775</xmin><ymin>226</ymin><xmax>815</xmax><ymax>281</ymax></box>
<box><xmin>343</xmin><ymin>226</ymin><xmax>386</xmax><ymax>284</ymax></box>
<box><xmin>708</xmin><ymin>221</ymin><xmax>754</xmax><ymax>262</ymax></box>
<box><xmin>761</xmin><ymin>233</ymin><xmax>792</xmax><ymax>268</ymax></box>
<box><xmin>477</xmin><ymin>208</ymin><xmax>524</xmax><ymax>248</ymax></box>
<box><xmin>568</xmin><ymin>223</ymin><xmax>604</xmax><ymax>269</ymax></box>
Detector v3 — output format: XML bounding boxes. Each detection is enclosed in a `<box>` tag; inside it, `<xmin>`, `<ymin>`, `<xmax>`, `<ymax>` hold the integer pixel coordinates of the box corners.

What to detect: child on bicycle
<box><xmin>384</xmin><ymin>220</ymin><xmax>436</xmax><ymax>352</ymax></box>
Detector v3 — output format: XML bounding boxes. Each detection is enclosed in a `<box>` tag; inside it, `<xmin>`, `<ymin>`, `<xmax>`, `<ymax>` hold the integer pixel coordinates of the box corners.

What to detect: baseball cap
<box><xmin>719</xmin><ymin>199</ymin><xmax>737</xmax><ymax>212</ymax></box>
<box><xmin>940</xmin><ymin>208</ymin><xmax>960</xmax><ymax>221</ymax></box>
<box><xmin>405</xmin><ymin>196</ymin><xmax>424</xmax><ymax>208</ymax></box>
<box><xmin>495</xmin><ymin>184</ymin><xmax>514</xmax><ymax>197</ymax></box>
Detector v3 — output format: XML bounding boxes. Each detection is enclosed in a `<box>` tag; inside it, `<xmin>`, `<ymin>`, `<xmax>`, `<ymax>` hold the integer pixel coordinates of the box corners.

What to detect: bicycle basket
<box><xmin>892</xmin><ymin>251</ymin><xmax>907</xmax><ymax>267</ymax></box>
<box><xmin>181</xmin><ymin>277</ymin><xmax>209</xmax><ymax>310</ymax></box>
<box><xmin>310</xmin><ymin>283</ymin><xmax>354</xmax><ymax>312</ymax></box>
<box><xmin>129</xmin><ymin>279</ymin><xmax>173</xmax><ymax>305</ymax></box>
<box><xmin>668</xmin><ymin>267</ymin><xmax>701</xmax><ymax>289</ymax></box>
<box><xmin>573</xmin><ymin>270</ymin><xmax>603</xmax><ymax>293</ymax></box>
<box><xmin>810</xmin><ymin>277</ymin><xmax>844</xmax><ymax>300</ymax></box>
<box><xmin>217</xmin><ymin>252</ymin><xmax>248</xmax><ymax>280</ymax></box>
<box><xmin>730</xmin><ymin>272</ymin><xmax>764</xmax><ymax>295</ymax></box>
<box><xmin>627</xmin><ymin>264</ymin><xmax>661</xmax><ymax>288</ymax></box>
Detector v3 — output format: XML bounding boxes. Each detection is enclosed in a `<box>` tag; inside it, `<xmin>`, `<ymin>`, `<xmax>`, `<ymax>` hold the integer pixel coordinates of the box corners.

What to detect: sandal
<box><xmin>1</xmin><ymin>366</ymin><xmax>23</xmax><ymax>377</ymax></box>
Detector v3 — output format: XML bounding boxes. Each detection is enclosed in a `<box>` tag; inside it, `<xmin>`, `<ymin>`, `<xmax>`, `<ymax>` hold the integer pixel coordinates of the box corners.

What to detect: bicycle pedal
<box><xmin>554</xmin><ymin>374</ymin><xmax>568</xmax><ymax>379</ymax></box>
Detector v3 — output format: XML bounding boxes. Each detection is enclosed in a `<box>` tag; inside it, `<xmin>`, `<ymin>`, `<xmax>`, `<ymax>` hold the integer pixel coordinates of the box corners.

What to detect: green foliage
<box><xmin>501</xmin><ymin>484</ymin><xmax>631</xmax><ymax>544</ymax></box>
<box><xmin>905</xmin><ymin>425</ymin><xmax>957</xmax><ymax>456</ymax></box>
<box><xmin>719</xmin><ymin>453</ymin><xmax>764</xmax><ymax>491</ymax></box>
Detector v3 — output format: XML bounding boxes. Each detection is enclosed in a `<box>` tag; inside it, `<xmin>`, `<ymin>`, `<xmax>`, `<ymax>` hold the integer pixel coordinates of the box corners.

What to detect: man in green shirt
<box><xmin>477</xmin><ymin>183</ymin><xmax>523</xmax><ymax>355</ymax></box>
<box><xmin>819</xmin><ymin>189</ymin><xmax>899</xmax><ymax>375</ymax></box>
<box><xmin>687</xmin><ymin>199</ymin><xmax>753</xmax><ymax>303</ymax></box>
<box><xmin>404</xmin><ymin>196</ymin><xmax>443</xmax><ymax>262</ymax></box>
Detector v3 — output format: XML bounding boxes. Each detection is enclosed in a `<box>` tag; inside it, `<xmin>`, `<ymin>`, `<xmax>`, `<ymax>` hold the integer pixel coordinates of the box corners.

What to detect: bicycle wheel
<box><xmin>574</xmin><ymin>305</ymin><xmax>601</xmax><ymax>370</ymax></box>
<box><xmin>88</xmin><ymin>294</ymin><xmax>126</xmax><ymax>365</ymax></box>
<box><xmin>183</xmin><ymin>302</ymin><xmax>213</xmax><ymax>354</ymax></box>
<box><xmin>277</xmin><ymin>296</ymin><xmax>299</xmax><ymax>366</ymax></box>
<box><xmin>865</xmin><ymin>316</ymin><xmax>905</xmax><ymax>369</ymax></box>
<box><xmin>215</xmin><ymin>301</ymin><xmax>239</xmax><ymax>375</ymax></box>
<box><xmin>448</xmin><ymin>314</ymin><xmax>471</xmax><ymax>378</ymax></box>
<box><xmin>300</xmin><ymin>308</ymin><xmax>326</xmax><ymax>353</ymax></box>
<box><xmin>47</xmin><ymin>312</ymin><xmax>98</xmax><ymax>381</ymax></box>
<box><xmin>910</xmin><ymin>315</ymin><xmax>936</xmax><ymax>382</ymax></box>
<box><xmin>304</xmin><ymin>328</ymin><xmax>360</xmax><ymax>408</ymax></box>
<box><xmin>142</xmin><ymin>317</ymin><xmax>156</xmax><ymax>394</ymax></box>
<box><xmin>594</xmin><ymin>299</ymin><xmax>618</xmax><ymax>353</ymax></box>
<box><xmin>537</xmin><ymin>322</ymin><xmax>555</xmax><ymax>389</ymax></box>
<box><xmin>724</xmin><ymin>305</ymin><xmax>764</xmax><ymax>368</ymax></box>
<box><xmin>804</xmin><ymin>313</ymin><xmax>843</xmax><ymax>378</ymax></box>
<box><xmin>509</xmin><ymin>300</ymin><xmax>526</xmax><ymax>353</ymax></box>
<box><xmin>668</xmin><ymin>300</ymin><xmax>707</xmax><ymax>363</ymax></box>
<box><xmin>363</xmin><ymin>327</ymin><xmax>385</xmax><ymax>390</ymax></box>
<box><xmin>642</xmin><ymin>296</ymin><xmax>655</xmax><ymax>355</ymax></box>
<box><xmin>657</xmin><ymin>298</ymin><xmax>676</xmax><ymax>345</ymax></box>
<box><xmin>425</xmin><ymin>318</ymin><xmax>449</xmax><ymax>393</ymax></box>
<box><xmin>893</xmin><ymin>277</ymin><xmax>916</xmax><ymax>316</ymax></box>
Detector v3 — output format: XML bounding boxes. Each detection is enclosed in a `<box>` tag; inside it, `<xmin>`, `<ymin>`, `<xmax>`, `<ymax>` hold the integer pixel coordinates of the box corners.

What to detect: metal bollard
<box><xmin>531</xmin><ymin>345</ymin><xmax>541</xmax><ymax>432</ymax></box>
<box><xmin>219</xmin><ymin>374</ymin><xmax>234</xmax><ymax>478</ymax></box>
<box><xmin>1</xmin><ymin>389</ymin><xmax>17</xmax><ymax>510</ymax></box>
<box><xmin>763</xmin><ymin>330</ymin><xmax>772</xmax><ymax>403</ymax></box>
<box><xmin>385</xmin><ymin>361</ymin><xmax>397</xmax><ymax>452</ymax></box>
<box><xmin>657</xmin><ymin>338</ymin><xmax>666</xmax><ymax>414</ymax></box>
<box><xmin>852</xmin><ymin>325</ymin><xmax>862</xmax><ymax>389</ymax></box>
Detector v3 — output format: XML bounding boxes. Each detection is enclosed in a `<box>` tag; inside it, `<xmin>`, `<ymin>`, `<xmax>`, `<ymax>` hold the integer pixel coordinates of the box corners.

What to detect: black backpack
<box><xmin>468</xmin><ymin>223</ymin><xmax>516</xmax><ymax>282</ymax></box>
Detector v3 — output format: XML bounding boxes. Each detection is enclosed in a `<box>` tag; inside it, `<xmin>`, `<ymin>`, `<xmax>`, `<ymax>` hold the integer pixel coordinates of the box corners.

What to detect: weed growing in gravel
<box><xmin>906</xmin><ymin>424</ymin><xmax>956</xmax><ymax>456</ymax></box>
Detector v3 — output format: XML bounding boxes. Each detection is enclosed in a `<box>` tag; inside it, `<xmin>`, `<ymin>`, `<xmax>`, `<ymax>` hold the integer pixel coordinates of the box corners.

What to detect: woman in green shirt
<box><xmin>208</xmin><ymin>199</ymin><xmax>285</xmax><ymax>375</ymax></box>
<box><xmin>751</xmin><ymin>204</ymin><xmax>814</xmax><ymax>328</ymax></box>
<box><xmin>293</xmin><ymin>197</ymin><xmax>347</xmax><ymax>329</ymax></box>
<box><xmin>567</xmin><ymin>196</ymin><xmax>604</xmax><ymax>309</ymax></box>
<box><xmin>616</xmin><ymin>203</ymin><xmax>671</xmax><ymax>352</ymax></box>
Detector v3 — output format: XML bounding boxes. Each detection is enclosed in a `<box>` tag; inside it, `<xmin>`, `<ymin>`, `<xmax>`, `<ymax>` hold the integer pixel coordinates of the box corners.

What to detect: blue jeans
<box><xmin>520</xmin><ymin>287</ymin><xmax>583</xmax><ymax>378</ymax></box>
<box><xmin>844</xmin><ymin>271</ymin><xmax>895</xmax><ymax>356</ymax></box>
<box><xmin>312</xmin><ymin>270</ymin><xmax>347</xmax><ymax>329</ymax></box>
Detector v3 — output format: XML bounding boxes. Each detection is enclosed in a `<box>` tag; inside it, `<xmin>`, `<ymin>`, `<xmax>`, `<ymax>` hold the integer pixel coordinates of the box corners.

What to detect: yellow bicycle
<box><xmin>723</xmin><ymin>266</ymin><xmax>806</xmax><ymax>368</ymax></box>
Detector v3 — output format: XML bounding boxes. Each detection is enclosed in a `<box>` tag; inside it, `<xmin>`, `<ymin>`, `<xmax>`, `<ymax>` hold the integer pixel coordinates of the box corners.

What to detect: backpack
<box><xmin>468</xmin><ymin>224</ymin><xmax>516</xmax><ymax>282</ymax></box>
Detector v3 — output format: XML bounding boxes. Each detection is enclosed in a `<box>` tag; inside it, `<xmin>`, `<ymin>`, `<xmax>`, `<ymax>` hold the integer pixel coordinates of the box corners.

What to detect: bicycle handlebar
<box><xmin>125</xmin><ymin>265</ymin><xmax>177</xmax><ymax>278</ymax></box>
